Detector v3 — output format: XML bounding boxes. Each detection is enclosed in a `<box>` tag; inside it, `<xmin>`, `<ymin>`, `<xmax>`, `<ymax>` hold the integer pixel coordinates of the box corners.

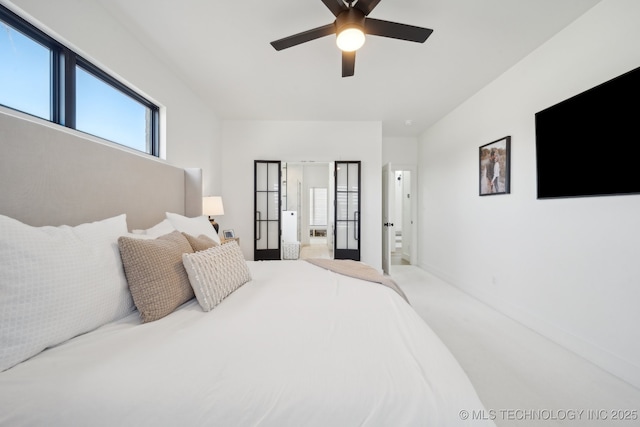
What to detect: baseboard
<box><xmin>419</xmin><ymin>262</ymin><xmax>640</xmax><ymax>390</ymax></box>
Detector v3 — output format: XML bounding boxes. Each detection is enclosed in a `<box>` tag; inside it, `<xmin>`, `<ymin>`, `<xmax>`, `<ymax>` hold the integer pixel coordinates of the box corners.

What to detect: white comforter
<box><xmin>0</xmin><ymin>261</ymin><xmax>493</xmax><ymax>426</ymax></box>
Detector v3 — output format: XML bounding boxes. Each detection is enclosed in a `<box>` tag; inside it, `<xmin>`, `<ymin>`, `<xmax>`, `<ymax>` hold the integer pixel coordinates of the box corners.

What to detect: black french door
<box><xmin>254</xmin><ymin>160</ymin><xmax>281</xmax><ymax>260</ymax></box>
<box><xmin>334</xmin><ymin>161</ymin><xmax>361</xmax><ymax>261</ymax></box>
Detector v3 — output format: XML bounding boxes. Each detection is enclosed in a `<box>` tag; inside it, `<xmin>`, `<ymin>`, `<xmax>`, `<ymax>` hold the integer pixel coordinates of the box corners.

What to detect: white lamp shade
<box><xmin>336</xmin><ymin>28</ymin><xmax>365</xmax><ymax>52</ymax></box>
<box><xmin>203</xmin><ymin>196</ymin><xmax>224</xmax><ymax>216</ymax></box>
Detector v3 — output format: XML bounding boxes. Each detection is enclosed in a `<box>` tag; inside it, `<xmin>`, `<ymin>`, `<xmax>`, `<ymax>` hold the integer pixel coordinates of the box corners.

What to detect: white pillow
<box><xmin>0</xmin><ymin>214</ymin><xmax>134</xmax><ymax>371</ymax></box>
<box><xmin>182</xmin><ymin>242</ymin><xmax>251</xmax><ymax>312</ymax></box>
<box><xmin>165</xmin><ymin>212</ymin><xmax>220</xmax><ymax>244</ymax></box>
<box><xmin>131</xmin><ymin>219</ymin><xmax>175</xmax><ymax>237</ymax></box>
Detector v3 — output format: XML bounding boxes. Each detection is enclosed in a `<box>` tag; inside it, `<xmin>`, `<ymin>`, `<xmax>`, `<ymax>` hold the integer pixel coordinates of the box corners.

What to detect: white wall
<box><xmin>382</xmin><ymin>136</ymin><xmax>418</xmax><ymax>165</ymax></box>
<box><xmin>2</xmin><ymin>0</ymin><xmax>221</xmax><ymax>195</ymax></box>
<box><xmin>418</xmin><ymin>0</ymin><xmax>640</xmax><ymax>388</ymax></box>
<box><xmin>220</xmin><ymin>120</ymin><xmax>382</xmax><ymax>269</ymax></box>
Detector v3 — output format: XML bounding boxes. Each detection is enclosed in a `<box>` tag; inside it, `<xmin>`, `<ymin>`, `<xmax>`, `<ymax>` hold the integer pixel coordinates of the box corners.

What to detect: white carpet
<box><xmin>390</xmin><ymin>265</ymin><xmax>640</xmax><ymax>427</ymax></box>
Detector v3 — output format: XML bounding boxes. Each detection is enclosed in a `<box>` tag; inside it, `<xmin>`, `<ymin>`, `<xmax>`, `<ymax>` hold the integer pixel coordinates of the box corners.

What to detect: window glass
<box><xmin>0</xmin><ymin>20</ymin><xmax>50</xmax><ymax>120</ymax></box>
<box><xmin>309</xmin><ymin>187</ymin><xmax>328</xmax><ymax>226</ymax></box>
<box><xmin>76</xmin><ymin>66</ymin><xmax>150</xmax><ymax>152</ymax></box>
<box><xmin>0</xmin><ymin>5</ymin><xmax>159</xmax><ymax>156</ymax></box>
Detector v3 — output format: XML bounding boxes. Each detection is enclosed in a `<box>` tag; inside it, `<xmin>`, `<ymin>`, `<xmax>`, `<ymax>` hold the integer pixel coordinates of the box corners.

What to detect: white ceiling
<box><xmin>95</xmin><ymin>0</ymin><xmax>601</xmax><ymax>137</ymax></box>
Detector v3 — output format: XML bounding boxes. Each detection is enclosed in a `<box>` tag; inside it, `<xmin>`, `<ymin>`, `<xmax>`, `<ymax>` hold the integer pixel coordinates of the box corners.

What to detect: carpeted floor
<box><xmin>390</xmin><ymin>265</ymin><xmax>640</xmax><ymax>427</ymax></box>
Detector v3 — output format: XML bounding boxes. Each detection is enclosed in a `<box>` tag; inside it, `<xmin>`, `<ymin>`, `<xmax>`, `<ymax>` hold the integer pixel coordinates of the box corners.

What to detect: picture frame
<box><xmin>223</xmin><ymin>229</ymin><xmax>235</xmax><ymax>239</ymax></box>
<box><xmin>479</xmin><ymin>136</ymin><xmax>511</xmax><ymax>196</ymax></box>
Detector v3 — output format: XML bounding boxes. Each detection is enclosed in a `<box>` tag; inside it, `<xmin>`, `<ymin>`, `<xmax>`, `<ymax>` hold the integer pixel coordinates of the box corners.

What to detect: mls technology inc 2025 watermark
<box><xmin>459</xmin><ymin>408</ymin><xmax>638</xmax><ymax>422</ymax></box>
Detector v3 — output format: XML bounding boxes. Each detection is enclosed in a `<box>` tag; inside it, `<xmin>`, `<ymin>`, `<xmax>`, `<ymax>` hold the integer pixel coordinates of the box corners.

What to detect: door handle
<box><xmin>383</xmin><ymin>222</ymin><xmax>394</xmax><ymax>227</ymax></box>
<box><xmin>256</xmin><ymin>211</ymin><xmax>261</xmax><ymax>240</ymax></box>
<box><xmin>354</xmin><ymin>211</ymin><xmax>359</xmax><ymax>241</ymax></box>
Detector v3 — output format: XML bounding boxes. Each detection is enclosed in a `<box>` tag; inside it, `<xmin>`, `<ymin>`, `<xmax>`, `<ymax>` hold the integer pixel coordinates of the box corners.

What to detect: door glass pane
<box><xmin>348</xmin><ymin>192</ymin><xmax>358</xmax><ymax>218</ymax></box>
<box><xmin>348</xmin><ymin>163</ymin><xmax>359</xmax><ymax>191</ymax></box>
<box><xmin>0</xmin><ymin>21</ymin><xmax>50</xmax><ymax>120</ymax></box>
<box><xmin>336</xmin><ymin>222</ymin><xmax>347</xmax><ymax>249</ymax></box>
<box><xmin>256</xmin><ymin>163</ymin><xmax>267</xmax><ymax>191</ymax></box>
<box><xmin>268</xmin><ymin>163</ymin><xmax>279</xmax><ymax>191</ymax></box>
<box><xmin>256</xmin><ymin>221</ymin><xmax>267</xmax><ymax>249</ymax></box>
<box><xmin>256</xmin><ymin>192</ymin><xmax>267</xmax><ymax>217</ymax></box>
<box><xmin>268</xmin><ymin>222</ymin><xmax>279</xmax><ymax>248</ymax></box>
<box><xmin>76</xmin><ymin>66</ymin><xmax>150</xmax><ymax>152</ymax></box>
<box><xmin>336</xmin><ymin>191</ymin><xmax>348</xmax><ymax>220</ymax></box>
<box><xmin>268</xmin><ymin>191</ymin><xmax>279</xmax><ymax>219</ymax></box>
<box><xmin>348</xmin><ymin>221</ymin><xmax>358</xmax><ymax>249</ymax></box>
<box><xmin>336</xmin><ymin>165</ymin><xmax>347</xmax><ymax>192</ymax></box>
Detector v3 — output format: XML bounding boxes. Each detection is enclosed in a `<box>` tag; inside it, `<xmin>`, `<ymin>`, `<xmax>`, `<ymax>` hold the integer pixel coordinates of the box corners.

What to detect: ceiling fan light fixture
<box><xmin>270</xmin><ymin>0</ymin><xmax>434</xmax><ymax>77</ymax></box>
<box><xmin>336</xmin><ymin>27</ymin><xmax>365</xmax><ymax>52</ymax></box>
<box><xmin>335</xmin><ymin>8</ymin><xmax>366</xmax><ymax>52</ymax></box>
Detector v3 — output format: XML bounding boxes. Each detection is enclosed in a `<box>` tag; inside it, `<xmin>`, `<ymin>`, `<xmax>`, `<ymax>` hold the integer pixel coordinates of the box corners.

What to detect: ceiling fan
<box><xmin>270</xmin><ymin>0</ymin><xmax>433</xmax><ymax>77</ymax></box>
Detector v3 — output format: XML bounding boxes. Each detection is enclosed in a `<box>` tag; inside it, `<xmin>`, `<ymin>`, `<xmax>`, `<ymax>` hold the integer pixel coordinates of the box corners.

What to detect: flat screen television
<box><xmin>535</xmin><ymin>65</ymin><xmax>640</xmax><ymax>199</ymax></box>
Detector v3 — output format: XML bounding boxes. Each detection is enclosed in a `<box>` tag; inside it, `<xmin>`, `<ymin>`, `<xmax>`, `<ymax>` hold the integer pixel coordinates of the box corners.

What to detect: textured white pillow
<box><xmin>182</xmin><ymin>242</ymin><xmax>251</xmax><ymax>312</ymax></box>
<box><xmin>166</xmin><ymin>212</ymin><xmax>220</xmax><ymax>244</ymax></box>
<box><xmin>0</xmin><ymin>214</ymin><xmax>134</xmax><ymax>371</ymax></box>
<box><xmin>132</xmin><ymin>219</ymin><xmax>175</xmax><ymax>237</ymax></box>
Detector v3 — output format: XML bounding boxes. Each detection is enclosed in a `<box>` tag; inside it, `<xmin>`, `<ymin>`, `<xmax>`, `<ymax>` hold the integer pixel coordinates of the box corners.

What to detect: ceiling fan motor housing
<box><xmin>336</xmin><ymin>8</ymin><xmax>366</xmax><ymax>34</ymax></box>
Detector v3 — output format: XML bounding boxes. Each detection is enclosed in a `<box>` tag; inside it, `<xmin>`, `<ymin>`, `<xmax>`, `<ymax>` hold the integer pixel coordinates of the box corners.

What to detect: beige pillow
<box><xmin>118</xmin><ymin>231</ymin><xmax>194</xmax><ymax>322</ymax></box>
<box><xmin>182</xmin><ymin>241</ymin><xmax>251</xmax><ymax>312</ymax></box>
<box><xmin>182</xmin><ymin>233</ymin><xmax>218</xmax><ymax>252</ymax></box>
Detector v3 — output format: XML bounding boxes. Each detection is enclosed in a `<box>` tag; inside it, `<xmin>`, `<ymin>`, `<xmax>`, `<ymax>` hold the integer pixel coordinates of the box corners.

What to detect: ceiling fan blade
<box><xmin>364</xmin><ymin>18</ymin><xmax>433</xmax><ymax>43</ymax></box>
<box><xmin>342</xmin><ymin>51</ymin><xmax>355</xmax><ymax>77</ymax></box>
<box><xmin>354</xmin><ymin>0</ymin><xmax>382</xmax><ymax>16</ymax></box>
<box><xmin>270</xmin><ymin>23</ymin><xmax>336</xmax><ymax>51</ymax></box>
<box><xmin>321</xmin><ymin>0</ymin><xmax>347</xmax><ymax>17</ymax></box>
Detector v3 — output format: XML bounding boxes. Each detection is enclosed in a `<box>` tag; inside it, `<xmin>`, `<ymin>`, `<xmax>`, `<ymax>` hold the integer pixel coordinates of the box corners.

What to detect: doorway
<box><xmin>382</xmin><ymin>163</ymin><xmax>417</xmax><ymax>274</ymax></box>
<box><xmin>391</xmin><ymin>170</ymin><xmax>411</xmax><ymax>266</ymax></box>
<box><xmin>258</xmin><ymin>160</ymin><xmax>362</xmax><ymax>261</ymax></box>
<box><xmin>282</xmin><ymin>162</ymin><xmax>333</xmax><ymax>260</ymax></box>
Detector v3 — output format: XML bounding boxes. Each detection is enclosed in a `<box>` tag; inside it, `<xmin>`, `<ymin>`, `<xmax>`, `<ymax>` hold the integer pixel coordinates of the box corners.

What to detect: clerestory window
<box><xmin>0</xmin><ymin>5</ymin><xmax>159</xmax><ymax>156</ymax></box>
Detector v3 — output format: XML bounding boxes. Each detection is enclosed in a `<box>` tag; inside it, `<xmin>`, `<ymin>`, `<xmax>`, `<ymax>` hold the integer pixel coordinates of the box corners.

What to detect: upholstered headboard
<box><xmin>0</xmin><ymin>109</ymin><xmax>202</xmax><ymax>230</ymax></box>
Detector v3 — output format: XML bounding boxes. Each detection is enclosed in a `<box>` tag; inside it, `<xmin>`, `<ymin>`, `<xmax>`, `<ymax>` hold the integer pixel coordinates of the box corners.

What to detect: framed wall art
<box><xmin>479</xmin><ymin>136</ymin><xmax>511</xmax><ymax>196</ymax></box>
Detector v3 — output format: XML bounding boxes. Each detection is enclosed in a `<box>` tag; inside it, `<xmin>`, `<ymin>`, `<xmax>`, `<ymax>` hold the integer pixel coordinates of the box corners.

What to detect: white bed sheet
<box><xmin>0</xmin><ymin>261</ymin><xmax>494</xmax><ymax>426</ymax></box>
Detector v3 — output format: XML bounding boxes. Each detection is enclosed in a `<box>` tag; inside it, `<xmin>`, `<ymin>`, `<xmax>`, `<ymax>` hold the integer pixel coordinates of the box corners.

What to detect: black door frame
<box><xmin>254</xmin><ymin>160</ymin><xmax>281</xmax><ymax>260</ymax></box>
<box><xmin>334</xmin><ymin>161</ymin><xmax>361</xmax><ymax>261</ymax></box>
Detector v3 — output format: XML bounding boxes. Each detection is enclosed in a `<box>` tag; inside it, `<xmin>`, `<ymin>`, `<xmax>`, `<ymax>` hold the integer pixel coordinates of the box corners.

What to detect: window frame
<box><xmin>0</xmin><ymin>5</ymin><xmax>160</xmax><ymax>156</ymax></box>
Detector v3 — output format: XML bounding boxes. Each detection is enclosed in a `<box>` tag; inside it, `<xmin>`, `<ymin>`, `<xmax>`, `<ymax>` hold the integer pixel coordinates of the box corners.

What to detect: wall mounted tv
<box><xmin>535</xmin><ymin>65</ymin><xmax>640</xmax><ymax>199</ymax></box>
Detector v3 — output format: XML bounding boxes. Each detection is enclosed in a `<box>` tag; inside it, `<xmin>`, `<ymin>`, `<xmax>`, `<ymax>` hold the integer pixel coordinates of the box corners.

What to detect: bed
<box><xmin>0</xmin><ymin>109</ymin><xmax>494</xmax><ymax>426</ymax></box>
